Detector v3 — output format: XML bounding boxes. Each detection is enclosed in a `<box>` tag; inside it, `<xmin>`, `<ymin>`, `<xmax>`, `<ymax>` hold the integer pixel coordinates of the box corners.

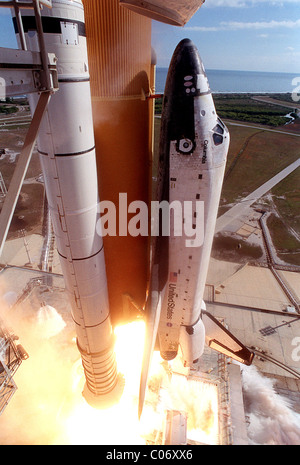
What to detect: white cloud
<box><xmin>224</xmin><ymin>19</ymin><xmax>300</xmax><ymax>29</ymax></box>
<box><xmin>203</xmin><ymin>0</ymin><xmax>247</xmax><ymax>6</ymax></box>
<box><xmin>184</xmin><ymin>25</ymin><xmax>219</xmax><ymax>31</ymax></box>
<box><xmin>227</xmin><ymin>19</ymin><xmax>300</xmax><ymax>30</ymax></box>
<box><xmin>204</xmin><ymin>0</ymin><xmax>300</xmax><ymax>6</ymax></box>
<box><xmin>185</xmin><ymin>18</ymin><xmax>300</xmax><ymax>31</ymax></box>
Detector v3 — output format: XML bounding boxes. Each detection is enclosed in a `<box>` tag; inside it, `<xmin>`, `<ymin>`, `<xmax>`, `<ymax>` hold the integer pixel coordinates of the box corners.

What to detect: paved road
<box><xmin>156</xmin><ymin>116</ymin><xmax>300</xmax><ymax>137</ymax></box>
<box><xmin>251</xmin><ymin>96</ymin><xmax>300</xmax><ymax>111</ymax></box>
<box><xmin>206</xmin><ymin>301</ymin><xmax>300</xmax><ymax>318</ymax></box>
<box><xmin>226</xmin><ymin>120</ymin><xmax>300</xmax><ymax>137</ymax></box>
<box><xmin>0</xmin><ymin>114</ymin><xmax>31</xmax><ymax>129</ymax></box>
<box><xmin>215</xmin><ymin>158</ymin><xmax>300</xmax><ymax>234</ymax></box>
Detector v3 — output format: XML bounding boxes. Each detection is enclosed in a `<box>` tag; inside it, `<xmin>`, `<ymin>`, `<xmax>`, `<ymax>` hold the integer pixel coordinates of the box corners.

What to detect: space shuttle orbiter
<box><xmin>139</xmin><ymin>39</ymin><xmax>254</xmax><ymax>416</ymax></box>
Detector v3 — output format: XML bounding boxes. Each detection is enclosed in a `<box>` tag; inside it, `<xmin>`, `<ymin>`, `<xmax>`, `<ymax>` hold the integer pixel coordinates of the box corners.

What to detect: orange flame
<box><xmin>0</xmin><ymin>297</ymin><xmax>219</xmax><ymax>445</ymax></box>
<box><xmin>62</xmin><ymin>320</ymin><xmax>219</xmax><ymax>445</ymax></box>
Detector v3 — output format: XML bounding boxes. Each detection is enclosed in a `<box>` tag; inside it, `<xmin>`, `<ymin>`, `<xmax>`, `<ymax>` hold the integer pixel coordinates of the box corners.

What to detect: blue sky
<box><xmin>0</xmin><ymin>0</ymin><xmax>299</xmax><ymax>73</ymax></box>
<box><xmin>152</xmin><ymin>0</ymin><xmax>300</xmax><ymax>72</ymax></box>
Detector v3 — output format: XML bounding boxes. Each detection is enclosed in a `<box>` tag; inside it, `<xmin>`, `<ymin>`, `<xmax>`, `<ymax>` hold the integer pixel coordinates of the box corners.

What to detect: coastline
<box><xmin>155</xmin><ymin>67</ymin><xmax>299</xmax><ymax>94</ymax></box>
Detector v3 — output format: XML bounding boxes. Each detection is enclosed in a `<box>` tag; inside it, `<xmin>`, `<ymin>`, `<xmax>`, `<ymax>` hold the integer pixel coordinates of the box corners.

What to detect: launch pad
<box><xmin>0</xmin><ymin>263</ymin><xmax>249</xmax><ymax>445</ymax></box>
<box><xmin>0</xmin><ymin>241</ymin><xmax>299</xmax><ymax>444</ymax></box>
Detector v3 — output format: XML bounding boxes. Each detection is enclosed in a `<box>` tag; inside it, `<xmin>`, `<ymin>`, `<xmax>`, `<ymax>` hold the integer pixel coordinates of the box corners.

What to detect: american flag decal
<box><xmin>169</xmin><ymin>272</ymin><xmax>177</xmax><ymax>283</ymax></box>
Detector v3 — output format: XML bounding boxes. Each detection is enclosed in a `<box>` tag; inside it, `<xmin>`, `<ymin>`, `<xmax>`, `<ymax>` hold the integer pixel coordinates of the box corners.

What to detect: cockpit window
<box><xmin>213</xmin><ymin>124</ymin><xmax>224</xmax><ymax>135</ymax></box>
<box><xmin>217</xmin><ymin>117</ymin><xmax>225</xmax><ymax>128</ymax></box>
<box><xmin>213</xmin><ymin>133</ymin><xmax>223</xmax><ymax>145</ymax></box>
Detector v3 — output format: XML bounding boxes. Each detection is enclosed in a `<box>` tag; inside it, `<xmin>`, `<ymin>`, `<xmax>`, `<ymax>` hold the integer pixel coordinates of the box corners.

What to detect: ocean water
<box><xmin>155</xmin><ymin>68</ymin><xmax>297</xmax><ymax>94</ymax></box>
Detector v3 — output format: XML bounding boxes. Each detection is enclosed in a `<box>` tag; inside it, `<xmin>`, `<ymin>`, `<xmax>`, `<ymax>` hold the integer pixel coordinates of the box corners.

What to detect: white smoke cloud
<box><xmin>36</xmin><ymin>304</ymin><xmax>66</xmax><ymax>339</ymax></box>
<box><xmin>0</xmin><ymin>286</ymin><xmax>76</xmax><ymax>445</ymax></box>
<box><xmin>241</xmin><ymin>365</ymin><xmax>300</xmax><ymax>445</ymax></box>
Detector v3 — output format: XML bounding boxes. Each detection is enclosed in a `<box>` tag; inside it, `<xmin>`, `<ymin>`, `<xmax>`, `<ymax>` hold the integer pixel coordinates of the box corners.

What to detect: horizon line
<box><xmin>156</xmin><ymin>67</ymin><xmax>300</xmax><ymax>75</ymax></box>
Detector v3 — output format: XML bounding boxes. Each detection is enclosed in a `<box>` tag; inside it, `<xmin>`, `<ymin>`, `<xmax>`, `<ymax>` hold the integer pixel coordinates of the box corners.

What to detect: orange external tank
<box><xmin>82</xmin><ymin>0</ymin><xmax>153</xmax><ymax>325</ymax></box>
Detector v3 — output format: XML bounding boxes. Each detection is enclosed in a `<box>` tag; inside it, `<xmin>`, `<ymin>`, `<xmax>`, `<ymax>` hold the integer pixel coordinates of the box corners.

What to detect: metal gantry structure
<box><xmin>0</xmin><ymin>319</ymin><xmax>29</xmax><ymax>415</ymax></box>
<box><xmin>0</xmin><ymin>0</ymin><xmax>58</xmax><ymax>258</ymax></box>
<box><xmin>0</xmin><ymin>0</ymin><xmax>57</xmax><ymax>414</ymax></box>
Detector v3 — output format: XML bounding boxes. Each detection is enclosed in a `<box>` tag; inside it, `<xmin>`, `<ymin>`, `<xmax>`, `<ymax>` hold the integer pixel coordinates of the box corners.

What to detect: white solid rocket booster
<box><xmin>12</xmin><ymin>0</ymin><xmax>118</xmax><ymax>397</ymax></box>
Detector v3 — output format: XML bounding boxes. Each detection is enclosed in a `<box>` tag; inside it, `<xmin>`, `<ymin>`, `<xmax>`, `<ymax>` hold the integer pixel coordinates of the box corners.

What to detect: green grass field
<box><xmin>214</xmin><ymin>94</ymin><xmax>294</xmax><ymax>126</ymax></box>
<box><xmin>267</xmin><ymin>214</ymin><xmax>300</xmax><ymax>266</ymax></box>
<box><xmin>270</xmin><ymin>167</ymin><xmax>300</xmax><ymax>235</ymax></box>
<box><xmin>221</xmin><ymin>126</ymin><xmax>300</xmax><ymax>205</ymax></box>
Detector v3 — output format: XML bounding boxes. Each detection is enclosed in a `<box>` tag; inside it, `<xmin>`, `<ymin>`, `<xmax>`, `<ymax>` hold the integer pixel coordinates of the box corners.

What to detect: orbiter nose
<box><xmin>170</xmin><ymin>39</ymin><xmax>207</xmax><ymax>83</ymax></box>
